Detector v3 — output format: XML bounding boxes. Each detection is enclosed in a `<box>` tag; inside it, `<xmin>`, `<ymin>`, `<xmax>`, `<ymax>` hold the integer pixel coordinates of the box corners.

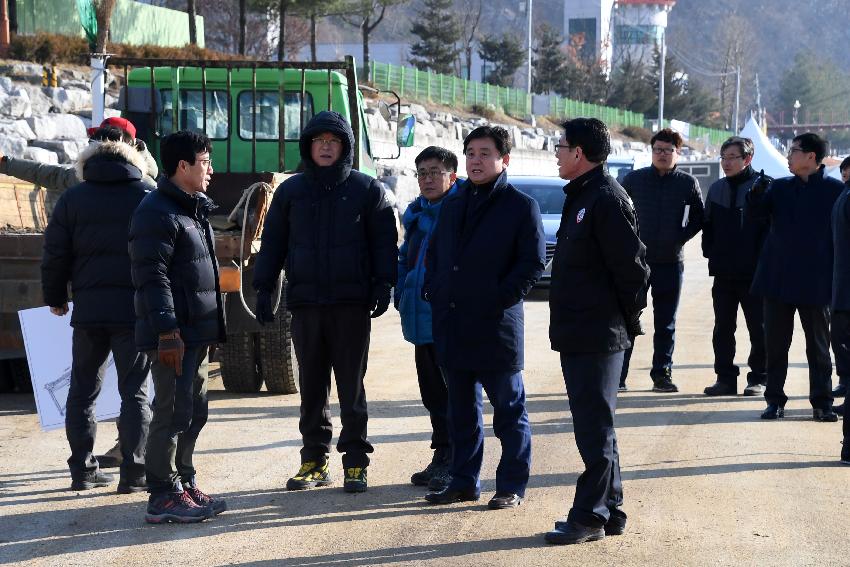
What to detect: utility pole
<box><xmin>733</xmin><ymin>65</ymin><xmax>741</xmax><ymax>133</ymax></box>
<box><xmin>658</xmin><ymin>27</ymin><xmax>666</xmax><ymax>128</ymax></box>
<box><xmin>526</xmin><ymin>0</ymin><xmax>533</xmax><ymax>94</ymax></box>
<box><xmin>0</xmin><ymin>0</ymin><xmax>10</xmax><ymax>57</ymax></box>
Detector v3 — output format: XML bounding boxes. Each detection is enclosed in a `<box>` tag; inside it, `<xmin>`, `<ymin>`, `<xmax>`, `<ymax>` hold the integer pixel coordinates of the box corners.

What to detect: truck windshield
<box><xmin>237</xmin><ymin>91</ymin><xmax>314</xmax><ymax>141</ymax></box>
<box><xmin>160</xmin><ymin>90</ymin><xmax>229</xmax><ymax>139</ymax></box>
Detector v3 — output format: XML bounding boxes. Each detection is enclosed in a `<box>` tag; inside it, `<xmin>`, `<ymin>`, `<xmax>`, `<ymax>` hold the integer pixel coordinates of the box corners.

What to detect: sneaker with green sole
<box><xmin>343</xmin><ymin>466</ymin><xmax>367</xmax><ymax>493</ymax></box>
<box><xmin>286</xmin><ymin>459</ymin><xmax>332</xmax><ymax>491</ymax></box>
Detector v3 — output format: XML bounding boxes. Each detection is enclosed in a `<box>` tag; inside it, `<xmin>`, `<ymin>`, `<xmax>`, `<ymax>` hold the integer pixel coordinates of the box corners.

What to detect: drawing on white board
<box><xmin>43</xmin><ymin>359</ymin><xmax>117</xmax><ymax>416</ymax></box>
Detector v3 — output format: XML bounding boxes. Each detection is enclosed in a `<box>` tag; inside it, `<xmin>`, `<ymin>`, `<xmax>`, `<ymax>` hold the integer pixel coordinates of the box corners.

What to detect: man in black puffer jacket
<box><xmin>253</xmin><ymin>111</ymin><xmax>397</xmax><ymax>494</ymax></box>
<box><xmin>129</xmin><ymin>131</ymin><xmax>227</xmax><ymax>524</ymax></box>
<box><xmin>620</xmin><ymin>128</ymin><xmax>704</xmax><ymax>393</ymax></box>
<box><xmin>701</xmin><ymin>137</ymin><xmax>771</xmax><ymax>397</ymax></box>
<box><xmin>41</xmin><ymin>125</ymin><xmax>152</xmax><ymax>494</ymax></box>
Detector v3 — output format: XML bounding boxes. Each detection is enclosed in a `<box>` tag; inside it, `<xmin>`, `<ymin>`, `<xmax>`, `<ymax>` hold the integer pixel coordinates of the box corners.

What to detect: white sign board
<box><xmin>18</xmin><ymin>304</ymin><xmax>123</xmax><ymax>431</ymax></box>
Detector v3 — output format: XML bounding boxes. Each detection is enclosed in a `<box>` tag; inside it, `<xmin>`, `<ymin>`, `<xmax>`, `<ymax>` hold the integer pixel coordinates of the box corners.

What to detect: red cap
<box><xmin>86</xmin><ymin>117</ymin><xmax>137</xmax><ymax>139</ymax></box>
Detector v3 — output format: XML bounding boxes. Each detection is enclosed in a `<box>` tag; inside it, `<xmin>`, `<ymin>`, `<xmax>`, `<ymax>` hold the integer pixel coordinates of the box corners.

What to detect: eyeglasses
<box><xmin>553</xmin><ymin>144</ymin><xmax>575</xmax><ymax>154</ymax></box>
<box><xmin>652</xmin><ymin>147</ymin><xmax>677</xmax><ymax>155</ymax></box>
<box><xmin>720</xmin><ymin>154</ymin><xmax>743</xmax><ymax>162</ymax></box>
<box><xmin>415</xmin><ymin>170</ymin><xmax>451</xmax><ymax>179</ymax></box>
<box><xmin>787</xmin><ymin>147</ymin><xmax>808</xmax><ymax>157</ymax></box>
<box><xmin>197</xmin><ymin>158</ymin><xmax>212</xmax><ymax>168</ymax></box>
<box><xmin>312</xmin><ymin>138</ymin><xmax>342</xmax><ymax>147</ymax></box>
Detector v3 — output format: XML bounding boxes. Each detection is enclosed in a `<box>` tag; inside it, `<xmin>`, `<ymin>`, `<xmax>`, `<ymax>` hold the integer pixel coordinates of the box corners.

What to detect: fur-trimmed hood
<box><xmin>75</xmin><ymin>141</ymin><xmax>153</xmax><ymax>185</ymax></box>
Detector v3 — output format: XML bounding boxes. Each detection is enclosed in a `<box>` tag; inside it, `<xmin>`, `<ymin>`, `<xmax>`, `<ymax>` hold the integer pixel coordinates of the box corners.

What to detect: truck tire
<box><xmin>9</xmin><ymin>358</ymin><xmax>33</xmax><ymax>393</ymax></box>
<box><xmin>258</xmin><ymin>311</ymin><xmax>298</xmax><ymax>395</ymax></box>
<box><xmin>219</xmin><ymin>331</ymin><xmax>263</xmax><ymax>393</ymax></box>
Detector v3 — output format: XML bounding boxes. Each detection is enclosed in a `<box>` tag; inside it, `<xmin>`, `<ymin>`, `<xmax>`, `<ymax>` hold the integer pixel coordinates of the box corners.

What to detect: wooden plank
<box><xmin>0</xmin><ymin>175</ymin><xmax>60</xmax><ymax>231</ymax></box>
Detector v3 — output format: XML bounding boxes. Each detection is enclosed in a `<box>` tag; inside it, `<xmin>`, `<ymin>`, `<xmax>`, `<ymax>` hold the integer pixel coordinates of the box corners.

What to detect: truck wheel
<box><xmin>258</xmin><ymin>311</ymin><xmax>298</xmax><ymax>395</ymax></box>
<box><xmin>8</xmin><ymin>358</ymin><xmax>33</xmax><ymax>393</ymax></box>
<box><xmin>219</xmin><ymin>331</ymin><xmax>263</xmax><ymax>393</ymax></box>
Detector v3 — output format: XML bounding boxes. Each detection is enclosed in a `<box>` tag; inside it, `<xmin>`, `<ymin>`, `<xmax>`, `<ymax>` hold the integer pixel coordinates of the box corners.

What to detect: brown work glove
<box><xmin>158</xmin><ymin>329</ymin><xmax>184</xmax><ymax>376</ymax></box>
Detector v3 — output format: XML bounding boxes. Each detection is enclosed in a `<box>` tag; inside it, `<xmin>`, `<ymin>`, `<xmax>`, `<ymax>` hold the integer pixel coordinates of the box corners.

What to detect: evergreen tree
<box><xmin>607</xmin><ymin>55</ymin><xmax>655</xmax><ymax>112</ymax></box>
<box><xmin>478</xmin><ymin>33</ymin><xmax>524</xmax><ymax>87</ymax></box>
<box><xmin>409</xmin><ymin>0</ymin><xmax>461</xmax><ymax>74</ymax></box>
<box><xmin>532</xmin><ymin>24</ymin><xmax>567</xmax><ymax>95</ymax></box>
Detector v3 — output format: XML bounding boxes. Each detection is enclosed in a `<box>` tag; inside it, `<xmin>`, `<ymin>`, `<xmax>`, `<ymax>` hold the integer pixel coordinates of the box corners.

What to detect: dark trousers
<box><xmin>414</xmin><ymin>343</ymin><xmax>450</xmax><ymax>451</ymax></box>
<box><xmin>443</xmin><ymin>367</ymin><xmax>531</xmax><ymax>496</ymax></box>
<box><xmin>66</xmin><ymin>327</ymin><xmax>150</xmax><ymax>480</ymax></box>
<box><xmin>291</xmin><ymin>304</ymin><xmax>373</xmax><ymax>469</ymax></box>
<box><xmin>561</xmin><ymin>350</ymin><xmax>624</xmax><ymax>528</ymax></box>
<box><xmin>763</xmin><ymin>298</ymin><xmax>833</xmax><ymax>410</ymax></box>
<box><xmin>621</xmin><ymin>261</ymin><xmax>684</xmax><ymax>384</ymax></box>
<box><xmin>712</xmin><ymin>277</ymin><xmax>766</xmax><ymax>386</ymax></box>
<box><xmin>831</xmin><ymin>309</ymin><xmax>850</xmax><ymax>387</ymax></box>
<box><xmin>145</xmin><ymin>346</ymin><xmax>209</xmax><ymax>494</ymax></box>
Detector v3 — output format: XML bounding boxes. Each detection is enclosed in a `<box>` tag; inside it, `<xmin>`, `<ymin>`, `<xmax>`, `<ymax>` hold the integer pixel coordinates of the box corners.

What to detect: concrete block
<box><xmin>29</xmin><ymin>139</ymin><xmax>85</xmax><ymax>163</ymax></box>
<box><xmin>0</xmin><ymin>135</ymin><xmax>27</xmax><ymax>157</ymax></box>
<box><xmin>0</xmin><ymin>88</ymin><xmax>32</xmax><ymax>119</ymax></box>
<box><xmin>0</xmin><ymin>118</ymin><xmax>37</xmax><ymax>140</ymax></box>
<box><xmin>23</xmin><ymin>146</ymin><xmax>60</xmax><ymax>165</ymax></box>
<box><xmin>26</xmin><ymin>114</ymin><xmax>88</xmax><ymax>141</ymax></box>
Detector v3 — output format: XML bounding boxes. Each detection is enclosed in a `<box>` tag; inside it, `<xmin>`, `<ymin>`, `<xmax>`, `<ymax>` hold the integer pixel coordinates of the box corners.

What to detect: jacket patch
<box><xmin>576</xmin><ymin>208</ymin><xmax>586</xmax><ymax>223</ymax></box>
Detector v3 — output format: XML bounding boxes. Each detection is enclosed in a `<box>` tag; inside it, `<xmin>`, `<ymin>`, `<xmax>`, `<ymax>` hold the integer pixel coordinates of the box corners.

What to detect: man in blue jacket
<box><xmin>701</xmin><ymin>137</ymin><xmax>770</xmax><ymax>396</ymax></box>
<box><xmin>130</xmin><ymin>131</ymin><xmax>227</xmax><ymax>523</ymax></box>
<box><xmin>253</xmin><ymin>111</ymin><xmax>398</xmax><ymax>494</ymax></box>
<box><xmin>747</xmin><ymin>132</ymin><xmax>842</xmax><ymax>422</ymax></box>
<box><xmin>620</xmin><ymin>129</ymin><xmax>704</xmax><ymax>393</ymax></box>
<box><xmin>423</xmin><ymin>126</ymin><xmax>545</xmax><ymax>510</ymax></box>
<box><xmin>545</xmin><ymin>118</ymin><xmax>649</xmax><ymax>545</ymax></box>
<box><xmin>396</xmin><ymin>146</ymin><xmax>458</xmax><ymax>492</ymax></box>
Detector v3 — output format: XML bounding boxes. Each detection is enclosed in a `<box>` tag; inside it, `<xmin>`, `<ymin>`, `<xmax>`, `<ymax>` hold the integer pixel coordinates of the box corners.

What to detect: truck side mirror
<box><xmin>378</xmin><ymin>100</ymin><xmax>392</xmax><ymax>123</ymax></box>
<box><xmin>397</xmin><ymin>115</ymin><xmax>416</xmax><ymax>148</ymax></box>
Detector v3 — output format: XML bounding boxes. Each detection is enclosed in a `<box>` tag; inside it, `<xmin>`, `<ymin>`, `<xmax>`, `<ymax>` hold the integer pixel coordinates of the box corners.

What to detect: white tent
<box><xmin>739</xmin><ymin>117</ymin><xmax>791</xmax><ymax>179</ymax></box>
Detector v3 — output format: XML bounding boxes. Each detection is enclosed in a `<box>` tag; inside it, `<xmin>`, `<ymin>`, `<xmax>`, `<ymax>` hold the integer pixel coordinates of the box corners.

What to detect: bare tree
<box><xmin>187</xmin><ymin>0</ymin><xmax>197</xmax><ymax>45</ymax></box>
<box><xmin>457</xmin><ymin>0</ymin><xmax>482</xmax><ymax>80</ymax></box>
<box><xmin>93</xmin><ymin>0</ymin><xmax>117</xmax><ymax>52</ymax></box>
<box><xmin>239</xmin><ymin>0</ymin><xmax>247</xmax><ymax>55</ymax></box>
<box><xmin>341</xmin><ymin>0</ymin><xmax>406</xmax><ymax>82</ymax></box>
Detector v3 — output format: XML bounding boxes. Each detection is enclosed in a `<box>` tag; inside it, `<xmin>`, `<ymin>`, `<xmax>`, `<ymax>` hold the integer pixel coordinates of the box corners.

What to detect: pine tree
<box><xmin>478</xmin><ymin>33</ymin><xmax>524</xmax><ymax>87</ymax></box>
<box><xmin>409</xmin><ymin>0</ymin><xmax>461</xmax><ymax>74</ymax></box>
<box><xmin>532</xmin><ymin>24</ymin><xmax>567</xmax><ymax>95</ymax></box>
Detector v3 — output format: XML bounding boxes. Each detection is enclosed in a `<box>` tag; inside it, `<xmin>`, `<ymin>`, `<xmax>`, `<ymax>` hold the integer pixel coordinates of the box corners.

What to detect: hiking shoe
<box><xmin>411</xmin><ymin>459</ymin><xmax>441</xmax><ymax>486</ymax></box>
<box><xmin>183</xmin><ymin>481</ymin><xmax>227</xmax><ymax>515</ymax></box>
<box><xmin>651</xmin><ymin>377</ymin><xmax>679</xmax><ymax>393</ymax></box>
<box><xmin>145</xmin><ymin>491</ymin><xmax>211</xmax><ymax>524</ymax></box>
<box><xmin>343</xmin><ymin>467</ymin><xmax>367</xmax><ymax>493</ymax></box>
<box><xmin>760</xmin><ymin>404</ymin><xmax>784</xmax><ymax>420</ymax></box>
<box><xmin>96</xmin><ymin>440</ymin><xmax>123</xmax><ymax>469</ymax></box>
<box><xmin>813</xmin><ymin>408</ymin><xmax>838</xmax><ymax>422</ymax></box>
<box><xmin>427</xmin><ymin>464</ymin><xmax>452</xmax><ymax>492</ymax></box>
<box><xmin>286</xmin><ymin>459</ymin><xmax>332</xmax><ymax>491</ymax></box>
<box><xmin>70</xmin><ymin>470</ymin><xmax>114</xmax><ymax>491</ymax></box>
<box><xmin>117</xmin><ymin>476</ymin><xmax>147</xmax><ymax>494</ymax></box>
<box><xmin>743</xmin><ymin>383</ymin><xmax>766</xmax><ymax>397</ymax></box>
<box><xmin>704</xmin><ymin>381</ymin><xmax>736</xmax><ymax>396</ymax></box>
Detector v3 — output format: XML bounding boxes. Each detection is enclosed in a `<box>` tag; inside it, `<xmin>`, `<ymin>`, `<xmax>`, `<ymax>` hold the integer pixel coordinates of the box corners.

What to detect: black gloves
<box><xmin>370</xmin><ymin>283</ymin><xmax>392</xmax><ymax>318</ymax></box>
<box><xmin>627</xmin><ymin>312</ymin><xmax>645</xmax><ymax>338</ymax></box>
<box><xmin>255</xmin><ymin>290</ymin><xmax>275</xmax><ymax>326</ymax></box>
<box><xmin>751</xmin><ymin>169</ymin><xmax>770</xmax><ymax>195</ymax></box>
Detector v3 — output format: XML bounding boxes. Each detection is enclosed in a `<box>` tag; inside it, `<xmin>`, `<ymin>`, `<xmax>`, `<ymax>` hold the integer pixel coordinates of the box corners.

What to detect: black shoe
<box><xmin>411</xmin><ymin>450</ymin><xmax>449</xmax><ymax>486</ymax></box>
<box><xmin>70</xmin><ymin>470</ymin><xmax>114</xmax><ymax>491</ymax></box>
<box><xmin>743</xmin><ymin>383</ymin><xmax>766</xmax><ymax>397</ymax></box>
<box><xmin>96</xmin><ymin>441</ymin><xmax>123</xmax><ymax>469</ymax></box>
<box><xmin>760</xmin><ymin>404</ymin><xmax>784</xmax><ymax>420</ymax></box>
<box><xmin>834</xmin><ymin>403</ymin><xmax>845</xmax><ymax>416</ymax></box>
<box><xmin>117</xmin><ymin>476</ymin><xmax>147</xmax><ymax>494</ymax></box>
<box><xmin>813</xmin><ymin>408</ymin><xmax>838</xmax><ymax>422</ymax></box>
<box><xmin>426</xmin><ymin>464</ymin><xmax>451</xmax><ymax>492</ymax></box>
<box><xmin>618</xmin><ymin>382</ymin><xmax>627</xmax><ymax>392</ymax></box>
<box><xmin>183</xmin><ymin>481</ymin><xmax>227</xmax><ymax>515</ymax></box>
<box><xmin>651</xmin><ymin>377</ymin><xmax>679</xmax><ymax>393</ymax></box>
<box><xmin>545</xmin><ymin>521</ymin><xmax>605</xmax><ymax>545</ymax></box>
<box><xmin>487</xmin><ymin>492</ymin><xmax>522</xmax><ymax>509</ymax></box>
<box><xmin>704</xmin><ymin>381</ymin><xmax>736</xmax><ymax>396</ymax></box>
<box><xmin>841</xmin><ymin>439</ymin><xmax>849</xmax><ymax>465</ymax></box>
<box><xmin>832</xmin><ymin>383</ymin><xmax>847</xmax><ymax>398</ymax></box>
<box><xmin>556</xmin><ymin>509</ymin><xmax>626</xmax><ymax>536</ymax></box>
<box><xmin>424</xmin><ymin>487</ymin><xmax>480</xmax><ymax>505</ymax></box>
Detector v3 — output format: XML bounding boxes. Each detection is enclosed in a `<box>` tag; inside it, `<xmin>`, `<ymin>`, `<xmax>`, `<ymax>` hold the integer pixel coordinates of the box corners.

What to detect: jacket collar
<box><xmin>157</xmin><ymin>177</ymin><xmax>217</xmax><ymax>219</ymax></box>
<box><xmin>565</xmin><ymin>164</ymin><xmax>605</xmax><ymax>195</ymax></box>
<box><xmin>75</xmin><ymin>140</ymin><xmax>147</xmax><ymax>184</ymax></box>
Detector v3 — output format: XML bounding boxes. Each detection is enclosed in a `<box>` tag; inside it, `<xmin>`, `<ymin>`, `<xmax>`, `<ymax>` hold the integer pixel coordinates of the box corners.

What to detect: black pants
<box><xmin>621</xmin><ymin>261</ymin><xmax>684</xmax><ymax>384</ymax></box>
<box><xmin>414</xmin><ymin>343</ymin><xmax>450</xmax><ymax>451</ymax></box>
<box><xmin>145</xmin><ymin>346</ymin><xmax>209</xmax><ymax>494</ymax></box>
<box><xmin>291</xmin><ymin>304</ymin><xmax>373</xmax><ymax>469</ymax></box>
<box><xmin>831</xmin><ymin>309</ymin><xmax>850</xmax><ymax>387</ymax></box>
<box><xmin>561</xmin><ymin>350</ymin><xmax>624</xmax><ymax>528</ymax></box>
<box><xmin>66</xmin><ymin>327</ymin><xmax>150</xmax><ymax>480</ymax></box>
<box><xmin>763</xmin><ymin>299</ymin><xmax>833</xmax><ymax>410</ymax></box>
<box><xmin>712</xmin><ymin>277</ymin><xmax>766</xmax><ymax>386</ymax></box>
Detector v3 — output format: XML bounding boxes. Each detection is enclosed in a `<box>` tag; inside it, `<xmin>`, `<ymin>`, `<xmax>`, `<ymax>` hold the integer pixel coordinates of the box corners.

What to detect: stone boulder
<box><xmin>0</xmin><ymin>62</ymin><xmax>43</xmax><ymax>84</ymax></box>
<box><xmin>26</xmin><ymin>114</ymin><xmax>88</xmax><ymax>141</ymax></box>
<box><xmin>0</xmin><ymin>118</ymin><xmax>37</xmax><ymax>140</ymax></box>
<box><xmin>45</xmin><ymin>87</ymin><xmax>92</xmax><ymax>113</ymax></box>
<box><xmin>0</xmin><ymin>87</ymin><xmax>32</xmax><ymax>119</ymax></box>
<box><xmin>407</xmin><ymin>103</ymin><xmax>431</xmax><ymax>122</ymax></box>
<box><xmin>0</xmin><ymin>135</ymin><xmax>27</xmax><ymax>158</ymax></box>
<box><xmin>29</xmin><ymin>139</ymin><xmax>88</xmax><ymax>164</ymax></box>
<box><xmin>23</xmin><ymin>146</ymin><xmax>59</xmax><ymax>165</ymax></box>
<box><xmin>19</xmin><ymin>84</ymin><xmax>52</xmax><ymax>115</ymax></box>
<box><xmin>0</xmin><ymin>77</ymin><xmax>12</xmax><ymax>95</ymax></box>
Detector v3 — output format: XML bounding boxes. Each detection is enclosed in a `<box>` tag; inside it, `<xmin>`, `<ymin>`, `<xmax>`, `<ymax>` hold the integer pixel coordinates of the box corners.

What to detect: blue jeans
<box><xmin>621</xmin><ymin>261</ymin><xmax>684</xmax><ymax>384</ymax></box>
<box><xmin>442</xmin><ymin>368</ymin><xmax>531</xmax><ymax>496</ymax></box>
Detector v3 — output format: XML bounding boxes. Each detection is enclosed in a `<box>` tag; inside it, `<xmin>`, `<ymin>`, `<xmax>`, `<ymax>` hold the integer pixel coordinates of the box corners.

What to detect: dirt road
<box><xmin>0</xmin><ymin>240</ymin><xmax>847</xmax><ymax>566</ymax></box>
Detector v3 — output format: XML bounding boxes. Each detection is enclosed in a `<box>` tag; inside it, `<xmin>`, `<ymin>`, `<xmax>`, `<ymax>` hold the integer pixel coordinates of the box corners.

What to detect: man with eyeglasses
<box><xmin>830</xmin><ymin>156</ymin><xmax>850</xmax><ymax>411</ymax></box>
<box><xmin>701</xmin><ymin>137</ymin><xmax>770</xmax><ymax>397</ymax></box>
<box><xmin>396</xmin><ymin>146</ymin><xmax>458</xmax><ymax>492</ymax></box>
<box><xmin>619</xmin><ymin>128</ymin><xmax>704</xmax><ymax>393</ymax></box>
<box><xmin>747</xmin><ymin>132</ymin><xmax>843</xmax><ymax>422</ymax></box>
<box><xmin>253</xmin><ymin>111</ymin><xmax>398</xmax><ymax>494</ymax></box>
